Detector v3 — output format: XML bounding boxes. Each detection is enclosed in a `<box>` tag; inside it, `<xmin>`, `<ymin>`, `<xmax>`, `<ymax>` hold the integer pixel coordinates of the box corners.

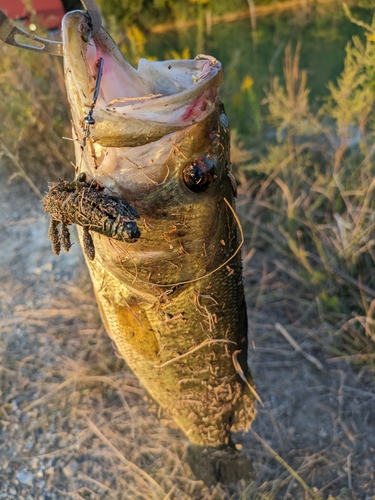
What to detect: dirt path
<box><xmin>0</xmin><ymin>163</ymin><xmax>374</xmax><ymax>499</ymax></box>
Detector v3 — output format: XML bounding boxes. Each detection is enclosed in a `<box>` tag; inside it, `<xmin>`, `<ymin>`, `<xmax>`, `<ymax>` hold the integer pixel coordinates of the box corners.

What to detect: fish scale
<box><xmin>86</xmin><ymin>238</ymin><xmax>254</xmax><ymax>447</ymax></box>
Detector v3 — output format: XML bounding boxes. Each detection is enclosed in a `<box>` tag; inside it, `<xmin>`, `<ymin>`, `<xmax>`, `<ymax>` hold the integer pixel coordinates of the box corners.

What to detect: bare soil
<box><xmin>0</xmin><ymin>164</ymin><xmax>375</xmax><ymax>499</ymax></box>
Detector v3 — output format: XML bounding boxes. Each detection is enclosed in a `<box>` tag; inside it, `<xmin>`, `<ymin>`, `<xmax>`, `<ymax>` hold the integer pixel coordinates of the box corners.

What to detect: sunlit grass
<box><xmin>0</xmin><ymin>42</ymin><xmax>73</xmax><ymax>190</ymax></box>
<box><xmin>235</xmin><ymin>10</ymin><xmax>375</xmax><ymax>361</ymax></box>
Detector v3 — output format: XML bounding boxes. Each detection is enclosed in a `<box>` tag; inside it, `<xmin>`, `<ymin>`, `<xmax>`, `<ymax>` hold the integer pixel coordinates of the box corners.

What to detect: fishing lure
<box><xmin>42</xmin><ymin>172</ymin><xmax>141</xmax><ymax>260</ymax></box>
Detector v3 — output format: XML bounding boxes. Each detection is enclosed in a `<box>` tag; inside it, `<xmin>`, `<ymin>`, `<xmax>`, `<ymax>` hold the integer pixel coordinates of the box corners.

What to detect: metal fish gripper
<box><xmin>0</xmin><ymin>0</ymin><xmax>102</xmax><ymax>56</ymax></box>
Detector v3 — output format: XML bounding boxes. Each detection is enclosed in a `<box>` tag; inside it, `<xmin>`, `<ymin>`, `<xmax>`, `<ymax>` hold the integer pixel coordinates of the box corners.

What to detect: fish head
<box><xmin>62</xmin><ymin>10</ymin><xmax>237</xmax><ymax>288</ymax></box>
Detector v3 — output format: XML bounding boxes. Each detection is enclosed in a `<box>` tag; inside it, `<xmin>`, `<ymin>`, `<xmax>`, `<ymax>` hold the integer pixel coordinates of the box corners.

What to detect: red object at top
<box><xmin>0</xmin><ymin>0</ymin><xmax>65</xmax><ymax>29</ymax></box>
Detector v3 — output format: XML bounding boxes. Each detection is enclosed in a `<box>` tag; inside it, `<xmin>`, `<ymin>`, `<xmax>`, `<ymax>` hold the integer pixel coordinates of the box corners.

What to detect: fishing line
<box><xmin>153</xmin><ymin>196</ymin><xmax>245</xmax><ymax>287</ymax></box>
<box><xmin>118</xmin><ymin>196</ymin><xmax>245</xmax><ymax>289</ymax></box>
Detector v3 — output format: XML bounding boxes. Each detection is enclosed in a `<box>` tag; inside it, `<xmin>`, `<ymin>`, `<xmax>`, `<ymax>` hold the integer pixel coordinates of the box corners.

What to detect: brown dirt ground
<box><xmin>0</xmin><ymin>163</ymin><xmax>375</xmax><ymax>500</ymax></box>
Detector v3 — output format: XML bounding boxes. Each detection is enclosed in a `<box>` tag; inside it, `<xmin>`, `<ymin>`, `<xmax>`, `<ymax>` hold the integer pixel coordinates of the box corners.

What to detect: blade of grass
<box><xmin>275</xmin><ymin>323</ymin><xmax>324</xmax><ymax>371</ymax></box>
<box><xmin>80</xmin><ymin>411</ymin><xmax>167</xmax><ymax>499</ymax></box>
<box><xmin>0</xmin><ymin>139</ymin><xmax>42</xmax><ymax>199</ymax></box>
<box><xmin>249</xmin><ymin>428</ymin><xmax>322</xmax><ymax>500</ymax></box>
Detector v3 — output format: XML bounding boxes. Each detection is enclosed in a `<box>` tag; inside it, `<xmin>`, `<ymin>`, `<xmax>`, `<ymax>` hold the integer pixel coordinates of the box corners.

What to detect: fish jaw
<box><xmin>62</xmin><ymin>11</ymin><xmax>223</xmax><ymax>171</ymax></box>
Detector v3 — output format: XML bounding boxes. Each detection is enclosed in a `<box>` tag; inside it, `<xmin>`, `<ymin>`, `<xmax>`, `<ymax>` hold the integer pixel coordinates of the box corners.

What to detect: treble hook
<box><xmin>0</xmin><ymin>0</ymin><xmax>102</xmax><ymax>56</ymax></box>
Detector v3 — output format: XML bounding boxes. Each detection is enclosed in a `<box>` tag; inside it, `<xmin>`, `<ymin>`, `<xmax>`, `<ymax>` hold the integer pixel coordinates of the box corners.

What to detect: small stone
<box><xmin>9</xmin><ymin>488</ymin><xmax>16</xmax><ymax>495</ymax></box>
<box><xmin>36</xmin><ymin>470</ymin><xmax>43</xmax><ymax>478</ymax></box>
<box><xmin>62</xmin><ymin>460</ymin><xmax>78</xmax><ymax>478</ymax></box>
<box><xmin>45</xmin><ymin>467</ymin><xmax>54</xmax><ymax>476</ymax></box>
<box><xmin>30</xmin><ymin>457</ymin><xmax>39</xmax><ymax>470</ymax></box>
<box><xmin>16</xmin><ymin>470</ymin><xmax>34</xmax><ymax>487</ymax></box>
<box><xmin>22</xmin><ymin>439</ymin><xmax>34</xmax><ymax>452</ymax></box>
<box><xmin>58</xmin><ymin>439</ymin><xmax>68</xmax><ymax>449</ymax></box>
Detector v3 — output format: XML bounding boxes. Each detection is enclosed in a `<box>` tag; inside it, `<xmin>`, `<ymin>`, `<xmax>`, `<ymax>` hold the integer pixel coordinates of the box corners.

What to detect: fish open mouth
<box><xmin>62</xmin><ymin>11</ymin><xmax>223</xmax><ymax>147</ymax></box>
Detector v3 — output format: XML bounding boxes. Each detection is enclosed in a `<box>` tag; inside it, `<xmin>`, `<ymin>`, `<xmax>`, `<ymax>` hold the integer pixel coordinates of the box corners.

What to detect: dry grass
<box><xmin>234</xmin><ymin>12</ymin><xmax>375</xmax><ymax>362</ymax></box>
<box><xmin>1</xmin><ymin>6</ymin><xmax>375</xmax><ymax>500</ymax></box>
<box><xmin>0</xmin><ymin>42</ymin><xmax>73</xmax><ymax>192</ymax></box>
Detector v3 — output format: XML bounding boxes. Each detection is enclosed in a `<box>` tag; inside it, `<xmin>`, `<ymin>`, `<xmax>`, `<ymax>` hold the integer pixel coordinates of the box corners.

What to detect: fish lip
<box><xmin>62</xmin><ymin>11</ymin><xmax>223</xmax><ymax>146</ymax></box>
<box><xmin>62</xmin><ymin>11</ymin><xmax>94</xmax><ymax>105</ymax></box>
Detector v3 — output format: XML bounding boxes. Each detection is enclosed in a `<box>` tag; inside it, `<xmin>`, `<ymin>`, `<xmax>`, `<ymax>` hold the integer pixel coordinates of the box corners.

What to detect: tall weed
<box><xmin>0</xmin><ymin>42</ymin><xmax>73</xmax><ymax>191</ymax></box>
<box><xmin>239</xmin><ymin>13</ymin><xmax>375</xmax><ymax>357</ymax></box>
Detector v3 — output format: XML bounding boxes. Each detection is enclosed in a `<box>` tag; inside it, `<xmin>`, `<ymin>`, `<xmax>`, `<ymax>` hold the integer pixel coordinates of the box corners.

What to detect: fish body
<box><xmin>61</xmin><ymin>10</ymin><xmax>256</xmax><ymax>460</ymax></box>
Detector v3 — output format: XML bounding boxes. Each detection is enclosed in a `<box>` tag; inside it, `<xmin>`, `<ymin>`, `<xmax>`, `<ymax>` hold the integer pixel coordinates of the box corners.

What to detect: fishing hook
<box><xmin>81</xmin><ymin>57</ymin><xmax>104</xmax><ymax>149</ymax></box>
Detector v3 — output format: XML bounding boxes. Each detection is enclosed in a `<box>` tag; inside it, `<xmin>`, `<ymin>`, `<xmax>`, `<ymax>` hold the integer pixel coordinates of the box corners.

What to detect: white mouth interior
<box><xmin>85</xmin><ymin>40</ymin><xmax>220</xmax><ymax>124</ymax></box>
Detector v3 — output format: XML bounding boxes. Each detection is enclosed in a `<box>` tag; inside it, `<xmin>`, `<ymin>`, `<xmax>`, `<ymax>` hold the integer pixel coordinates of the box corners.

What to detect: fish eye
<box><xmin>77</xmin><ymin>172</ymin><xmax>87</xmax><ymax>182</ymax></box>
<box><xmin>182</xmin><ymin>156</ymin><xmax>216</xmax><ymax>193</ymax></box>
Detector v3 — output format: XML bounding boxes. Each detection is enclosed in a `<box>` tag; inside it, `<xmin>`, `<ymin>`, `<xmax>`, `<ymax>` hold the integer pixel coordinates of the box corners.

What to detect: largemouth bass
<box><xmin>60</xmin><ymin>8</ymin><xmax>256</xmax><ymax>483</ymax></box>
